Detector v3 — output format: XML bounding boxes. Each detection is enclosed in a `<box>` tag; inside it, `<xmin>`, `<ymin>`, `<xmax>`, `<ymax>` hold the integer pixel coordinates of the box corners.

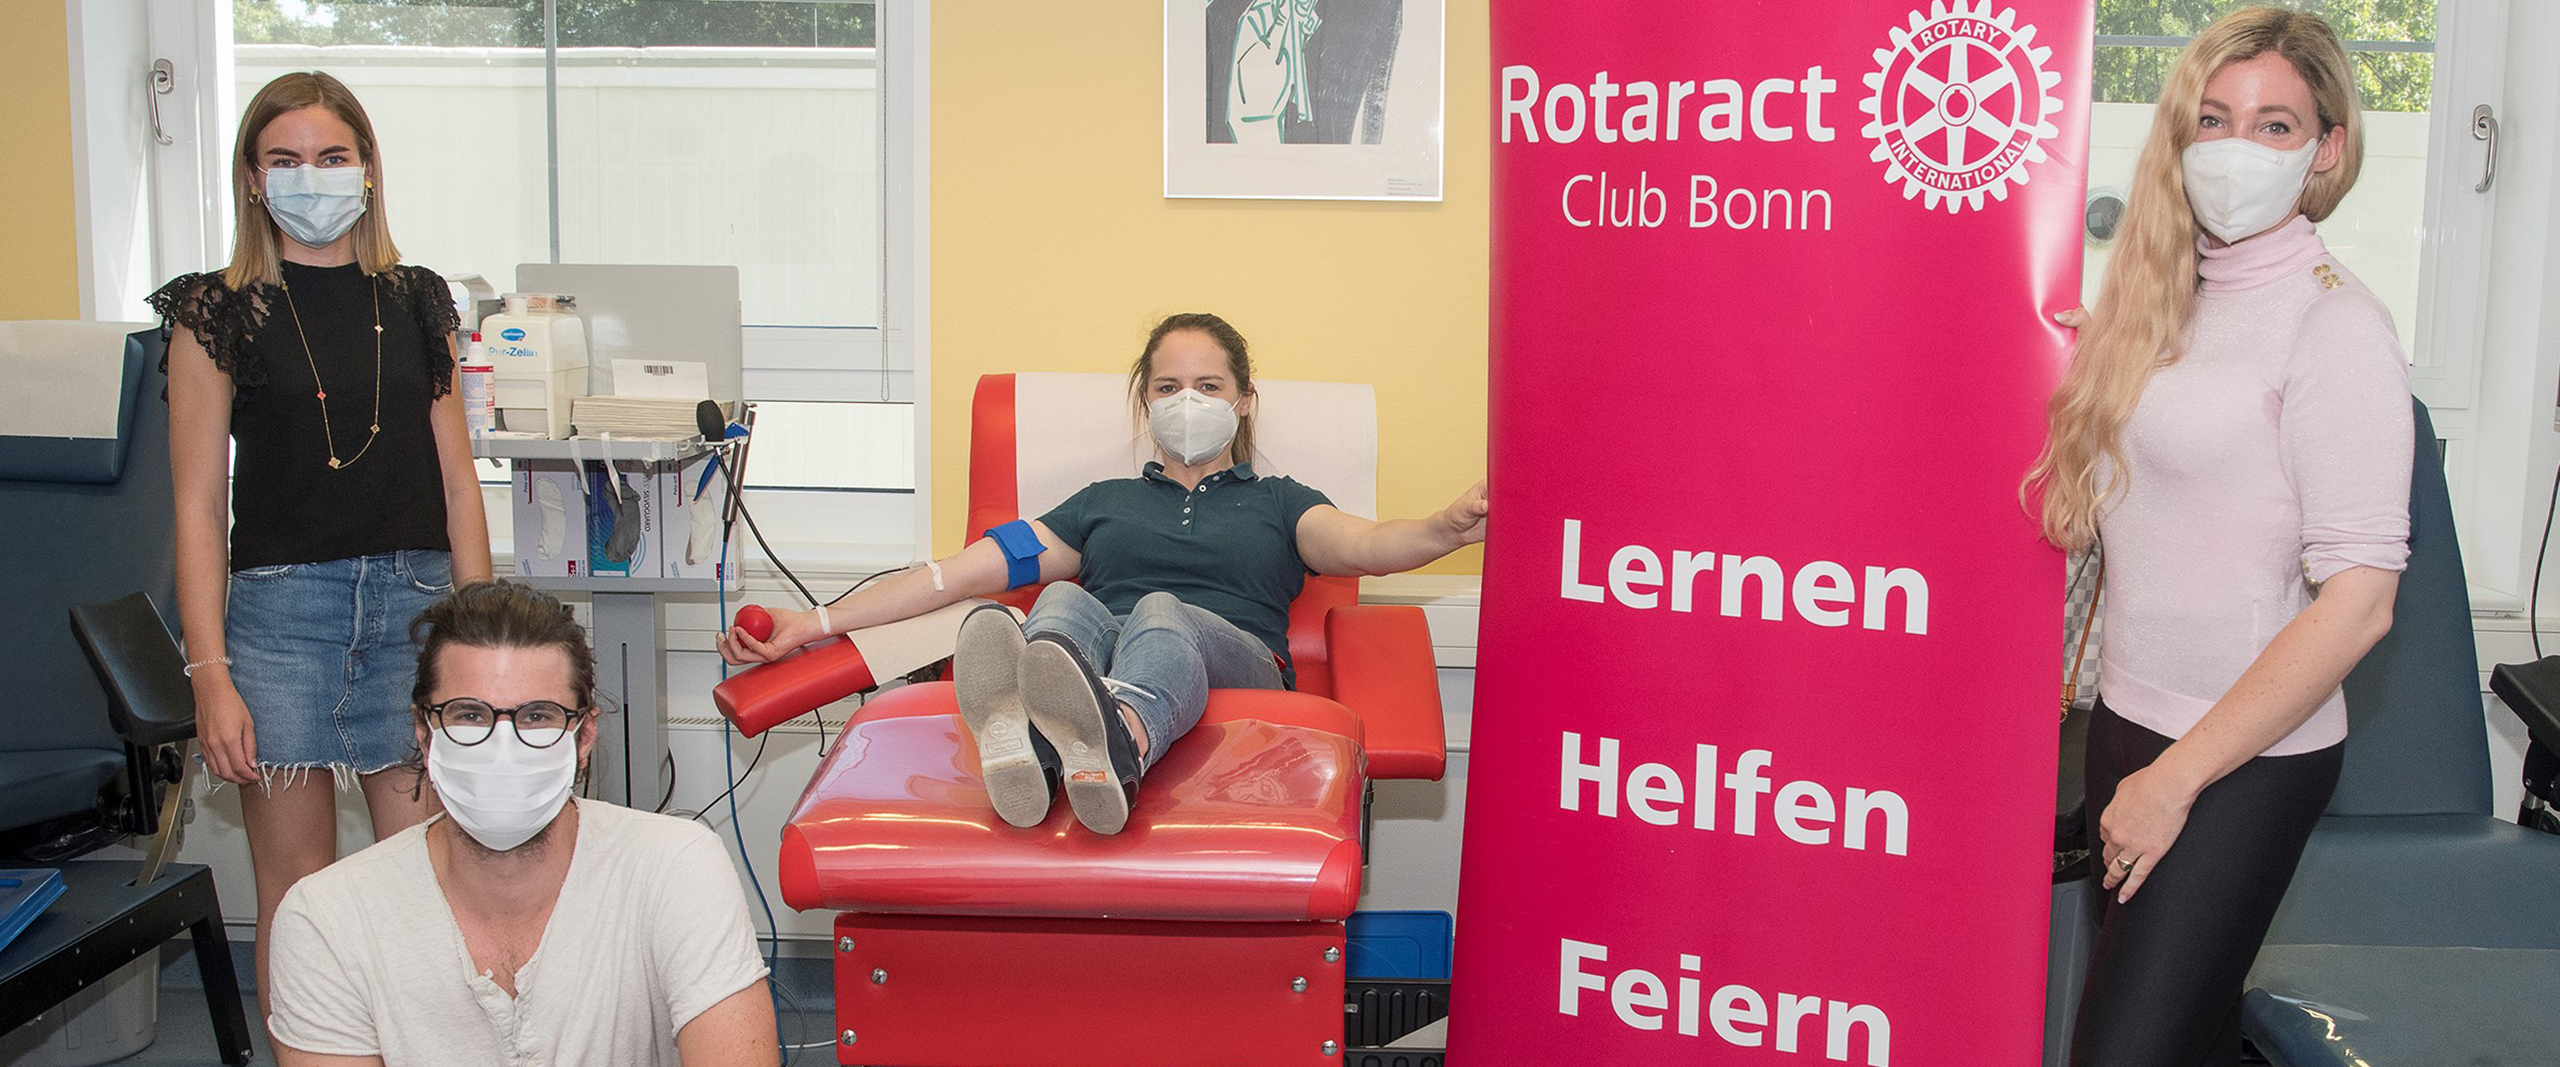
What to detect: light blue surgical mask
<box><xmin>263</xmin><ymin>165</ymin><xmax>369</xmax><ymax>248</ymax></box>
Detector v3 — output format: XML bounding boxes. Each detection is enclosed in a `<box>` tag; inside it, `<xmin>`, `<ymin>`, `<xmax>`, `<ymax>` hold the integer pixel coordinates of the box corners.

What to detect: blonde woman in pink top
<box><xmin>2023</xmin><ymin>9</ymin><xmax>2410</xmax><ymax>1066</ymax></box>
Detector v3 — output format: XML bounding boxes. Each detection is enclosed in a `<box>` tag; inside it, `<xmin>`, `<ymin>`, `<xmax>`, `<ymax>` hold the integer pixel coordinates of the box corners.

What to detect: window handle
<box><xmin>148</xmin><ymin>59</ymin><xmax>174</xmax><ymax>147</ymax></box>
<box><xmin>2474</xmin><ymin>103</ymin><xmax>2499</xmax><ymax>194</ymax></box>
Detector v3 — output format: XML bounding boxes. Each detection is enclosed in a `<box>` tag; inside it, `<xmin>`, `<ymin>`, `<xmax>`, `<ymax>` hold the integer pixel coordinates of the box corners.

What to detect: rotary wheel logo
<box><xmin>1859</xmin><ymin>0</ymin><xmax>2062</xmax><ymax>212</ymax></box>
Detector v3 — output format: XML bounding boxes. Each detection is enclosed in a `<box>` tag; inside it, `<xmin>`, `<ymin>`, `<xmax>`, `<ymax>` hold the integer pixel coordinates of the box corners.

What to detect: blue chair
<box><xmin>0</xmin><ymin>323</ymin><xmax>175</xmax><ymax>852</ymax></box>
<box><xmin>2241</xmin><ymin>399</ymin><xmax>2560</xmax><ymax>1065</ymax></box>
<box><xmin>0</xmin><ymin>322</ymin><xmax>252</xmax><ymax>1065</ymax></box>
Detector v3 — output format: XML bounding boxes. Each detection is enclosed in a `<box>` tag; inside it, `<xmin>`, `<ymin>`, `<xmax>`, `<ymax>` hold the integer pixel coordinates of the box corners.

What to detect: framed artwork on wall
<box><xmin>1165</xmin><ymin>0</ymin><xmax>1446</xmax><ymax>201</ymax></box>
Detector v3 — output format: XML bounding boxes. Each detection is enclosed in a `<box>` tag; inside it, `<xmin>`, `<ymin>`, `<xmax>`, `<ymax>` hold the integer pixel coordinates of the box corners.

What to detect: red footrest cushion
<box><xmin>778</xmin><ymin>682</ymin><xmax>1368</xmax><ymax>921</ymax></box>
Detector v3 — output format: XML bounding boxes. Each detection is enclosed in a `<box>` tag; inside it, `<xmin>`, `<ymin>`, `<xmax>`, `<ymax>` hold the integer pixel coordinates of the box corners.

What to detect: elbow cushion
<box><xmin>984</xmin><ymin>519</ymin><xmax>1046</xmax><ymax>590</ymax></box>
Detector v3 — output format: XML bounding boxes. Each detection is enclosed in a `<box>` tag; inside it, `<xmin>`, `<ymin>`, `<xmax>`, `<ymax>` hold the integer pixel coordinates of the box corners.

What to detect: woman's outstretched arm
<box><xmin>718</xmin><ymin>520</ymin><xmax>1081</xmax><ymax>664</ymax></box>
<box><xmin>1295</xmin><ymin>480</ymin><xmax>1488</xmax><ymax>578</ymax></box>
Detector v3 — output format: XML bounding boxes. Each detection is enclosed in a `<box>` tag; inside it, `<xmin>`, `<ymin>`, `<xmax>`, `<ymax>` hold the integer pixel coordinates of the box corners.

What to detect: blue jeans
<box><xmin>226</xmin><ymin>549</ymin><xmax>454</xmax><ymax>779</ymax></box>
<box><xmin>1023</xmin><ymin>583</ymin><xmax>1284</xmax><ymax>770</ymax></box>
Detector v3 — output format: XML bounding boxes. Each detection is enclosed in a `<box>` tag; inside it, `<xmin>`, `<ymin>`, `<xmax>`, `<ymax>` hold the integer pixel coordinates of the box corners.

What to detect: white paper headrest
<box><xmin>1008</xmin><ymin>372</ymin><xmax>1379</xmax><ymax>521</ymax></box>
<box><xmin>0</xmin><ymin>322</ymin><xmax>149</xmax><ymax>441</ymax></box>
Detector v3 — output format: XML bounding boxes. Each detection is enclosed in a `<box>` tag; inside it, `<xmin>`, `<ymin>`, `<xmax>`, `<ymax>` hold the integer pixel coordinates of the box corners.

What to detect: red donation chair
<box><xmin>713</xmin><ymin>373</ymin><xmax>1448</xmax><ymax>1066</ymax></box>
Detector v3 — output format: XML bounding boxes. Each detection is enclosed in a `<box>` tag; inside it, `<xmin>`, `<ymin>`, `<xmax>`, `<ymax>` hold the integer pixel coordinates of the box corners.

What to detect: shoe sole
<box><xmin>1021</xmin><ymin>639</ymin><xmax>1132</xmax><ymax>835</ymax></box>
<box><xmin>955</xmin><ymin>607</ymin><xmax>1047</xmax><ymax>828</ymax></box>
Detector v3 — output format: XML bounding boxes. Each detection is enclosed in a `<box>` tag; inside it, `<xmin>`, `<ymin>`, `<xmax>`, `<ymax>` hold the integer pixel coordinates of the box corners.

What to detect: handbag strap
<box><xmin>2060</xmin><ymin>554</ymin><xmax>2104</xmax><ymax>721</ymax></box>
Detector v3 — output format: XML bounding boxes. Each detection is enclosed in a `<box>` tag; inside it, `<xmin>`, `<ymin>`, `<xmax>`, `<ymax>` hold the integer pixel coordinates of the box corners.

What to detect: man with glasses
<box><xmin>263</xmin><ymin>581</ymin><xmax>778</xmax><ymax>1067</ymax></box>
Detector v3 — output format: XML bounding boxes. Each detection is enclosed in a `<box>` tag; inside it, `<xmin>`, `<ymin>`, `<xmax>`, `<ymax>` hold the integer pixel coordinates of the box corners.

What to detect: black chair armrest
<box><xmin>69</xmin><ymin>593</ymin><xmax>198</xmax><ymax>748</ymax></box>
<box><xmin>2490</xmin><ymin>657</ymin><xmax>2560</xmax><ymax>756</ymax></box>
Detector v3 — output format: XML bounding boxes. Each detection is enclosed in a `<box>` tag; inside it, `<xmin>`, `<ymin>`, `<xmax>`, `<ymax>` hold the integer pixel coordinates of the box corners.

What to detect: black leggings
<box><xmin>2069</xmin><ymin>700</ymin><xmax>2342</xmax><ymax>1067</ymax></box>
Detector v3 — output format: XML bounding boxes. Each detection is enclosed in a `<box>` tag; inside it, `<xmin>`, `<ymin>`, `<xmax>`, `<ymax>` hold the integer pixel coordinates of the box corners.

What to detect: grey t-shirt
<box><xmin>267</xmin><ymin>799</ymin><xmax>768</xmax><ymax>1066</ymax></box>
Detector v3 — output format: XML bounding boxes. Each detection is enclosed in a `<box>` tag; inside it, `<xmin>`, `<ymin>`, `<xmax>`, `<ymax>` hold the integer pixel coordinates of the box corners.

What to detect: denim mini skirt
<box><xmin>225</xmin><ymin>549</ymin><xmax>454</xmax><ymax>780</ymax></box>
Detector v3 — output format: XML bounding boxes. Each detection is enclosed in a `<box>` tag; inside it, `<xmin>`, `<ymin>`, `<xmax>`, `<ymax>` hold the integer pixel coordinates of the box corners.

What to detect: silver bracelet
<box><xmin>182</xmin><ymin>656</ymin><xmax>232</xmax><ymax>678</ymax></box>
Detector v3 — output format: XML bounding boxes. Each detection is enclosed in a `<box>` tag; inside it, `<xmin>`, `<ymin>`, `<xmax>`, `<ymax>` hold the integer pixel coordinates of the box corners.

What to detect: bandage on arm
<box><xmin>983</xmin><ymin>519</ymin><xmax>1046</xmax><ymax>590</ymax></box>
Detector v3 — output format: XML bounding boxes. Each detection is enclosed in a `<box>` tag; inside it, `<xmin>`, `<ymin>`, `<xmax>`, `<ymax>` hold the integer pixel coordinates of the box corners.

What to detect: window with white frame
<box><xmin>2076</xmin><ymin>1</ymin><xmax>2541</xmax><ymax>606</ymax></box>
<box><xmin>2081</xmin><ymin>1</ymin><xmax>2442</xmax><ymax>366</ymax></box>
<box><xmin>86</xmin><ymin>0</ymin><xmax>924</xmax><ymax>565</ymax></box>
<box><xmin>227</xmin><ymin>0</ymin><xmax>908</xmax><ymax>497</ymax></box>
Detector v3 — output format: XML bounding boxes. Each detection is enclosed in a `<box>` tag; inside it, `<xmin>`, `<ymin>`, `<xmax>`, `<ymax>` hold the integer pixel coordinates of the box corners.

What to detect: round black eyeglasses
<box><xmin>422</xmin><ymin>698</ymin><xmax>586</xmax><ymax>747</ymax></box>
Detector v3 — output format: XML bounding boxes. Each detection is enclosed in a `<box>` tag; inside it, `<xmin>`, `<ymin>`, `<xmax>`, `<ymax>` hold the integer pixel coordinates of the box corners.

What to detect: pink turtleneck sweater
<box><xmin>2097</xmin><ymin>215</ymin><xmax>2412</xmax><ymax>756</ymax></box>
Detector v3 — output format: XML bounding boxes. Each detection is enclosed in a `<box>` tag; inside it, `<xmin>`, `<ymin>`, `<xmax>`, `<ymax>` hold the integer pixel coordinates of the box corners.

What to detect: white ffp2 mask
<box><xmin>2181</xmin><ymin>137</ymin><xmax>2318</xmax><ymax>244</ymax></box>
<box><xmin>427</xmin><ymin>722</ymin><xmax>578</xmax><ymax>852</ymax></box>
<box><xmin>263</xmin><ymin>166</ymin><xmax>370</xmax><ymax>248</ymax></box>
<box><xmin>1147</xmin><ymin>388</ymin><xmax>1241</xmax><ymax>466</ymax></box>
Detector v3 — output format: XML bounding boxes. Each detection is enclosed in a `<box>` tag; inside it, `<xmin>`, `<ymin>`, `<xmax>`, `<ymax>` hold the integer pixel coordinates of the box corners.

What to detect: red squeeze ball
<box><xmin>734</xmin><ymin>604</ymin><xmax>774</xmax><ymax>642</ymax></box>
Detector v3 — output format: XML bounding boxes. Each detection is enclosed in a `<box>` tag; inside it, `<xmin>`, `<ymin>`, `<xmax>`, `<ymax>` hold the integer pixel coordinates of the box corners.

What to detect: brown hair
<box><xmin>225</xmin><ymin>71</ymin><xmax>401</xmax><ymax>291</ymax></box>
<box><xmin>2022</xmin><ymin>6</ymin><xmax>2363</xmax><ymax>549</ymax></box>
<box><xmin>409</xmin><ymin>581</ymin><xmax>595</xmax><ymax>714</ymax></box>
<box><xmin>1129</xmin><ymin>313</ymin><xmax>1257</xmax><ymax>465</ymax></box>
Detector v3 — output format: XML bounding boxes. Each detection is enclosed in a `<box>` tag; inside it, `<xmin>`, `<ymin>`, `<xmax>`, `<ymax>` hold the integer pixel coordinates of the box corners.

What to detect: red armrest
<box><xmin>711</xmin><ymin>638</ymin><xmax>878</xmax><ymax>738</ymax></box>
<box><xmin>1285</xmin><ymin>575</ymin><xmax>1360</xmax><ymax>698</ymax></box>
<box><xmin>1323</xmin><ymin>604</ymin><xmax>1446</xmax><ymax>781</ymax></box>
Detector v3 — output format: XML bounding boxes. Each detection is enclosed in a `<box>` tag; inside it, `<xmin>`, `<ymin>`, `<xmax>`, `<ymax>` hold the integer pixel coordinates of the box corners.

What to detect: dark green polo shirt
<box><xmin>1036</xmin><ymin>462</ymin><xmax>1334</xmax><ymax>664</ymax></box>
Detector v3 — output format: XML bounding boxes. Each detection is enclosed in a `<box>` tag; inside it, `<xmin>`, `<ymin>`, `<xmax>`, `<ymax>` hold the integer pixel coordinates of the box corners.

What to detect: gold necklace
<box><xmin>279</xmin><ymin>269</ymin><xmax>384</xmax><ymax>470</ymax></box>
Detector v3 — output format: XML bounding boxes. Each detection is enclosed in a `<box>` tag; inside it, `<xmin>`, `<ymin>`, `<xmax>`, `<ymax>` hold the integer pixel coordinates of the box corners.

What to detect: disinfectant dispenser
<box><xmin>480</xmin><ymin>293</ymin><xmax>588</xmax><ymax>438</ymax></box>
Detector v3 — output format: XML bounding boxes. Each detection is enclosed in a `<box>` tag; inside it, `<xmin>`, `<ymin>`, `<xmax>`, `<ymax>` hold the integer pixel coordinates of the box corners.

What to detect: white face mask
<box><xmin>263</xmin><ymin>165</ymin><xmax>370</xmax><ymax>249</ymax></box>
<box><xmin>426</xmin><ymin>722</ymin><xmax>578</xmax><ymax>852</ymax></box>
<box><xmin>1147</xmin><ymin>388</ymin><xmax>1241</xmax><ymax>466</ymax></box>
<box><xmin>2181</xmin><ymin>136</ymin><xmax>2319</xmax><ymax>244</ymax></box>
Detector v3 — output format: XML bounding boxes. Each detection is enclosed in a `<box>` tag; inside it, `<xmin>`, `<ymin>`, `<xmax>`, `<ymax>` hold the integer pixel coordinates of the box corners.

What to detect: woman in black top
<box><xmin>154</xmin><ymin>71</ymin><xmax>490</xmax><ymax>1011</ymax></box>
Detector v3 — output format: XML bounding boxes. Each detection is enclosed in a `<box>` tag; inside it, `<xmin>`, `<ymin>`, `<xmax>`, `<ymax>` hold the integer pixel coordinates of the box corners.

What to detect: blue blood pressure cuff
<box><xmin>984</xmin><ymin>519</ymin><xmax>1046</xmax><ymax>590</ymax></box>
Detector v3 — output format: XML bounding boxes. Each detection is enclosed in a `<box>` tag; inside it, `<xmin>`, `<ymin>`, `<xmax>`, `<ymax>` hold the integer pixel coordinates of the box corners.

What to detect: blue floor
<box><xmin>79</xmin><ymin>938</ymin><xmax>838</xmax><ymax>1066</ymax></box>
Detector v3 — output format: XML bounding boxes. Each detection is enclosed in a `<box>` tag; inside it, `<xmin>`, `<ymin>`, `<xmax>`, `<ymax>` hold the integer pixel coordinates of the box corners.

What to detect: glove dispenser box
<box><xmin>511</xmin><ymin>460</ymin><xmax>587</xmax><ymax>577</ymax></box>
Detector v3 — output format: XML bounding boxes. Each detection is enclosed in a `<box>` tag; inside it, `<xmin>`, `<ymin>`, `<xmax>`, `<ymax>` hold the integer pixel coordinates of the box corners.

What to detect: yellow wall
<box><xmin>928</xmin><ymin>2</ymin><xmax>1489</xmax><ymax>573</ymax></box>
<box><xmin>4</xmin><ymin>1</ymin><xmax>81</xmax><ymax>321</ymax></box>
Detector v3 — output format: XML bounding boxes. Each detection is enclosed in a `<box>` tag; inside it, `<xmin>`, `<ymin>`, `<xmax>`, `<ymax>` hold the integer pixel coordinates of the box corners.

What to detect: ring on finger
<box><xmin>2115</xmin><ymin>855</ymin><xmax>2138</xmax><ymax>872</ymax></box>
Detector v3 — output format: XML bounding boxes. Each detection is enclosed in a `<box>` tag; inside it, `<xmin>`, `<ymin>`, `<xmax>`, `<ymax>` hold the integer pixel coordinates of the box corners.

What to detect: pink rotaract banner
<box><xmin>1453</xmin><ymin>2</ymin><xmax>2093</xmax><ymax>1064</ymax></box>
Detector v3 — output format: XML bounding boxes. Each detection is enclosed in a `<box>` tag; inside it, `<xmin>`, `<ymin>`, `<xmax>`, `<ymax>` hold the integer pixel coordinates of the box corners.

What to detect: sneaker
<box><xmin>955</xmin><ymin>604</ymin><xmax>1052</xmax><ymax>827</ymax></box>
<box><xmin>1021</xmin><ymin>633</ymin><xmax>1145</xmax><ymax>835</ymax></box>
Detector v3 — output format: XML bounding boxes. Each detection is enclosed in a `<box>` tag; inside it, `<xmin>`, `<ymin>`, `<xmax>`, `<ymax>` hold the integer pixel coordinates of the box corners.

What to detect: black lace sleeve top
<box><xmin>151</xmin><ymin>263</ymin><xmax>464</xmax><ymax>569</ymax></box>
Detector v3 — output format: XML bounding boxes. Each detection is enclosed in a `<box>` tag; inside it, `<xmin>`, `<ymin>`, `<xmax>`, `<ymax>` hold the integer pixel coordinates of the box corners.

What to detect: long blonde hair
<box><xmin>2024</xmin><ymin>7</ymin><xmax>2364</xmax><ymax>548</ymax></box>
<box><xmin>224</xmin><ymin>71</ymin><xmax>402</xmax><ymax>291</ymax></box>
